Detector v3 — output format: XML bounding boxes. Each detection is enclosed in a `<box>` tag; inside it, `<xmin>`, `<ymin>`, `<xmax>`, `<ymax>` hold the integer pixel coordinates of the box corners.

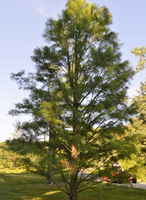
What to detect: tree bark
<box><xmin>70</xmin><ymin>174</ymin><xmax>77</xmax><ymax>200</ymax></box>
<box><xmin>70</xmin><ymin>145</ymin><xmax>78</xmax><ymax>200</ymax></box>
<box><xmin>46</xmin><ymin>126</ymin><xmax>55</xmax><ymax>184</ymax></box>
<box><xmin>46</xmin><ymin>168</ymin><xmax>55</xmax><ymax>184</ymax></box>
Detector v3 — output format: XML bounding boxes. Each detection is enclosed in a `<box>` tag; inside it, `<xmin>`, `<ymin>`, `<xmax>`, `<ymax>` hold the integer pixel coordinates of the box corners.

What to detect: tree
<box><xmin>0</xmin><ymin>142</ymin><xmax>24</xmax><ymax>169</ymax></box>
<box><xmin>8</xmin><ymin>46</ymin><xmax>59</xmax><ymax>184</ymax></box>
<box><xmin>131</xmin><ymin>45</ymin><xmax>146</xmax><ymax>163</ymax></box>
<box><xmin>120</xmin><ymin>81</ymin><xmax>146</xmax><ymax>181</ymax></box>
<box><xmin>10</xmin><ymin>0</ymin><xmax>137</xmax><ymax>199</ymax></box>
<box><xmin>131</xmin><ymin>81</ymin><xmax>146</xmax><ymax>160</ymax></box>
<box><xmin>40</xmin><ymin>0</ymin><xmax>137</xmax><ymax>199</ymax></box>
<box><xmin>131</xmin><ymin>46</ymin><xmax>146</xmax><ymax>72</ymax></box>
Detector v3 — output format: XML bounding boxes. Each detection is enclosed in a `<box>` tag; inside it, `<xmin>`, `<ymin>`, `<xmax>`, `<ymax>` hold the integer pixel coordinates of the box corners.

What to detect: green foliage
<box><xmin>9</xmin><ymin>0</ymin><xmax>138</xmax><ymax>199</ymax></box>
<box><xmin>0</xmin><ymin>142</ymin><xmax>25</xmax><ymax>169</ymax></box>
<box><xmin>41</xmin><ymin>0</ymin><xmax>137</xmax><ymax>196</ymax></box>
<box><xmin>131</xmin><ymin>46</ymin><xmax>146</xmax><ymax>72</ymax></box>
<box><xmin>131</xmin><ymin>81</ymin><xmax>146</xmax><ymax>162</ymax></box>
<box><xmin>125</xmin><ymin>77</ymin><xmax>146</xmax><ymax>181</ymax></box>
<box><xmin>120</xmin><ymin>154</ymin><xmax>146</xmax><ymax>181</ymax></box>
<box><xmin>6</xmin><ymin>139</ymin><xmax>51</xmax><ymax>176</ymax></box>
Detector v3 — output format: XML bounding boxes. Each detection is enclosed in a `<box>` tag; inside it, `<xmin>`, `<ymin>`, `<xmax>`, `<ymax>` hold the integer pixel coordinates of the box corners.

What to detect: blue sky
<box><xmin>0</xmin><ymin>0</ymin><xmax>146</xmax><ymax>142</ymax></box>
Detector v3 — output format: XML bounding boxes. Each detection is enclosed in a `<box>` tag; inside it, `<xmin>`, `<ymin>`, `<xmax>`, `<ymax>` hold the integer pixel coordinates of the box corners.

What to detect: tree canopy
<box><xmin>9</xmin><ymin>0</ymin><xmax>138</xmax><ymax>199</ymax></box>
<box><xmin>131</xmin><ymin>46</ymin><xmax>146</xmax><ymax>72</ymax></box>
<box><xmin>132</xmin><ymin>81</ymin><xmax>146</xmax><ymax>159</ymax></box>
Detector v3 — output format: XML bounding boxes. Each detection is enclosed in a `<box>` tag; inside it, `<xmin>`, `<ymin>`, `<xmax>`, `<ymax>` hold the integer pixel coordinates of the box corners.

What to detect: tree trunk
<box><xmin>46</xmin><ymin>125</ymin><xmax>55</xmax><ymax>184</ymax></box>
<box><xmin>70</xmin><ymin>145</ymin><xmax>78</xmax><ymax>200</ymax></box>
<box><xmin>46</xmin><ymin>168</ymin><xmax>55</xmax><ymax>184</ymax></box>
<box><xmin>70</xmin><ymin>174</ymin><xmax>77</xmax><ymax>200</ymax></box>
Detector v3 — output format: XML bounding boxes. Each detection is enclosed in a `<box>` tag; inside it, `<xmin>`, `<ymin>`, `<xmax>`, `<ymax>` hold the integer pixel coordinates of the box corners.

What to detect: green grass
<box><xmin>0</xmin><ymin>171</ymin><xmax>146</xmax><ymax>200</ymax></box>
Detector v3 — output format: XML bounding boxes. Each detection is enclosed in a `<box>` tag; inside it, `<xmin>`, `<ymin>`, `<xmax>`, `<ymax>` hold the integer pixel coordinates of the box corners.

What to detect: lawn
<box><xmin>0</xmin><ymin>171</ymin><xmax>146</xmax><ymax>200</ymax></box>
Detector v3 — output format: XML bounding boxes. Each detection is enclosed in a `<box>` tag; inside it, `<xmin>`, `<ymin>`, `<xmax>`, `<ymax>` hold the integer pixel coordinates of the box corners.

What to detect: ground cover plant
<box><xmin>0</xmin><ymin>172</ymin><xmax>146</xmax><ymax>200</ymax></box>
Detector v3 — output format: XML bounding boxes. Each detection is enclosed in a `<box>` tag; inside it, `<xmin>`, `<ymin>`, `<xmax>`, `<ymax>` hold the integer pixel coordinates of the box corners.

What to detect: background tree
<box><xmin>0</xmin><ymin>142</ymin><xmax>24</xmax><ymax>169</ymax></box>
<box><xmin>131</xmin><ymin>81</ymin><xmax>146</xmax><ymax>163</ymax></box>
<box><xmin>8</xmin><ymin>46</ymin><xmax>59</xmax><ymax>184</ymax></box>
<box><xmin>9</xmin><ymin>0</ymin><xmax>137</xmax><ymax>199</ymax></box>
<box><xmin>117</xmin><ymin>123</ymin><xmax>146</xmax><ymax>181</ymax></box>
<box><xmin>131</xmin><ymin>46</ymin><xmax>146</xmax><ymax>72</ymax></box>
<box><xmin>127</xmin><ymin>45</ymin><xmax>146</xmax><ymax>180</ymax></box>
<box><xmin>131</xmin><ymin>45</ymin><xmax>146</xmax><ymax>163</ymax></box>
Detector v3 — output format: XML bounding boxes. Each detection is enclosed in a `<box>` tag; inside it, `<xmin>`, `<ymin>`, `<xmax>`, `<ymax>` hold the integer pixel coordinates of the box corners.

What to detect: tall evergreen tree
<box><xmin>40</xmin><ymin>0</ymin><xmax>137</xmax><ymax>199</ymax></box>
<box><xmin>9</xmin><ymin>0</ymin><xmax>137</xmax><ymax>199</ymax></box>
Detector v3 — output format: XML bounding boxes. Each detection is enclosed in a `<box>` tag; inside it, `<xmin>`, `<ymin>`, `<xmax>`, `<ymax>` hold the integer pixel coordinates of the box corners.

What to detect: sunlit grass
<box><xmin>44</xmin><ymin>190</ymin><xmax>60</xmax><ymax>195</ymax></box>
<box><xmin>0</xmin><ymin>168</ymin><xmax>26</xmax><ymax>173</ymax></box>
<box><xmin>0</xmin><ymin>171</ymin><xmax>146</xmax><ymax>200</ymax></box>
<box><xmin>0</xmin><ymin>178</ymin><xmax>5</xmax><ymax>182</ymax></box>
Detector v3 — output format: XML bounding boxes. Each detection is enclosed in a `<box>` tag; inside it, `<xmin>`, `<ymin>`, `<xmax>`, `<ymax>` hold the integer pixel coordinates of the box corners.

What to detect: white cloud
<box><xmin>22</xmin><ymin>0</ymin><xmax>66</xmax><ymax>19</ymax></box>
<box><xmin>32</xmin><ymin>0</ymin><xmax>48</xmax><ymax>17</ymax></box>
<box><xmin>36</xmin><ymin>6</ymin><xmax>47</xmax><ymax>17</ymax></box>
<box><xmin>31</xmin><ymin>0</ymin><xmax>66</xmax><ymax>18</ymax></box>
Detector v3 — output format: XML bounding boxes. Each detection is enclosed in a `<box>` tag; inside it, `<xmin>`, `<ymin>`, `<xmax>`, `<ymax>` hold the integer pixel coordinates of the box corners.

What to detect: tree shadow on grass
<box><xmin>0</xmin><ymin>173</ymin><xmax>146</xmax><ymax>200</ymax></box>
<box><xmin>0</xmin><ymin>173</ymin><xmax>68</xmax><ymax>200</ymax></box>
